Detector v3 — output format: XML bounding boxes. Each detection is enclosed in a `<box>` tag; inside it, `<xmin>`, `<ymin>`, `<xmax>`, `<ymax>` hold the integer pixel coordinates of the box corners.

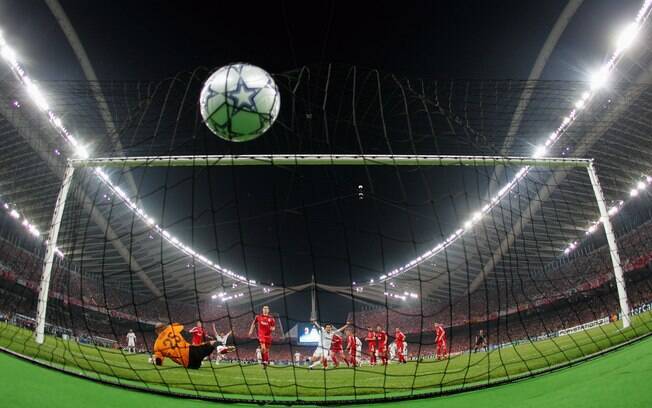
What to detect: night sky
<box><xmin>1</xmin><ymin>0</ymin><xmax>646</xmax><ymax>322</ymax></box>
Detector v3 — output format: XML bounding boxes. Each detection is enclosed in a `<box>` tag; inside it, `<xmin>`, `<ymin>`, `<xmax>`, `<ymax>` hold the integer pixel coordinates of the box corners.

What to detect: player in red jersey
<box><xmin>188</xmin><ymin>321</ymin><xmax>212</xmax><ymax>345</ymax></box>
<box><xmin>345</xmin><ymin>329</ymin><xmax>361</xmax><ymax>367</ymax></box>
<box><xmin>365</xmin><ymin>327</ymin><xmax>377</xmax><ymax>365</ymax></box>
<box><xmin>375</xmin><ymin>325</ymin><xmax>388</xmax><ymax>366</ymax></box>
<box><xmin>434</xmin><ymin>323</ymin><xmax>448</xmax><ymax>360</ymax></box>
<box><xmin>394</xmin><ymin>327</ymin><xmax>406</xmax><ymax>363</ymax></box>
<box><xmin>248</xmin><ymin>305</ymin><xmax>276</xmax><ymax>367</ymax></box>
<box><xmin>330</xmin><ymin>331</ymin><xmax>347</xmax><ymax>367</ymax></box>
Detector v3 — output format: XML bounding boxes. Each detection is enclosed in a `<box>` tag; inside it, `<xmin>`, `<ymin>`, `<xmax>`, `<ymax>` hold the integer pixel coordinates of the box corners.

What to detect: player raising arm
<box><xmin>308</xmin><ymin>319</ymin><xmax>349</xmax><ymax>369</ymax></box>
<box><xmin>211</xmin><ymin>323</ymin><xmax>236</xmax><ymax>363</ymax></box>
<box><xmin>248</xmin><ymin>305</ymin><xmax>275</xmax><ymax>367</ymax></box>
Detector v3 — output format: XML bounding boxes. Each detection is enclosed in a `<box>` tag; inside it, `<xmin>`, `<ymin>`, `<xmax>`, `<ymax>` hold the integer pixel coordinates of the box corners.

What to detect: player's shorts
<box><xmin>187</xmin><ymin>342</ymin><xmax>217</xmax><ymax>369</ymax></box>
<box><xmin>127</xmin><ymin>341</ymin><xmax>135</xmax><ymax>347</ymax></box>
<box><xmin>258</xmin><ymin>337</ymin><xmax>272</xmax><ymax>347</ymax></box>
<box><xmin>331</xmin><ymin>347</ymin><xmax>343</xmax><ymax>353</ymax></box>
<box><xmin>216</xmin><ymin>345</ymin><xmax>230</xmax><ymax>354</ymax></box>
<box><xmin>312</xmin><ymin>346</ymin><xmax>328</xmax><ymax>358</ymax></box>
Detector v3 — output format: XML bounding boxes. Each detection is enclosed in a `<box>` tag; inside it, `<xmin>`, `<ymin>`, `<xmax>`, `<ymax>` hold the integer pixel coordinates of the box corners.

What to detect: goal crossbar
<box><xmin>69</xmin><ymin>154</ymin><xmax>593</xmax><ymax>168</ymax></box>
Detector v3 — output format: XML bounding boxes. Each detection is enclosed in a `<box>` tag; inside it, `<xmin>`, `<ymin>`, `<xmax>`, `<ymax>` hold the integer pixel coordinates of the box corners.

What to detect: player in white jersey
<box><xmin>308</xmin><ymin>319</ymin><xmax>349</xmax><ymax>369</ymax></box>
<box><xmin>255</xmin><ymin>347</ymin><xmax>262</xmax><ymax>364</ymax></box>
<box><xmin>389</xmin><ymin>341</ymin><xmax>397</xmax><ymax>361</ymax></box>
<box><xmin>126</xmin><ymin>329</ymin><xmax>136</xmax><ymax>353</ymax></box>
<box><xmin>294</xmin><ymin>351</ymin><xmax>302</xmax><ymax>365</ymax></box>
<box><xmin>211</xmin><ymin>324</ymin><xmax>236</xmax><ymax>363</ymax></box>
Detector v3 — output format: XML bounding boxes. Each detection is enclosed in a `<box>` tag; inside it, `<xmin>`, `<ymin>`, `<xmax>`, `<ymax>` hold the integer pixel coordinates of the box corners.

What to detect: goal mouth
<box><xmin>6</xmin><ymin>149</ymin><xmax>638</xmax><ymax>404</ymax></box>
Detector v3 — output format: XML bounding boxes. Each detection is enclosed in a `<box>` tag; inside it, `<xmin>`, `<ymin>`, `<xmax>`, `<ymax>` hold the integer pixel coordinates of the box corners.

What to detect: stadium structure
<box><xmin>1</xmin><ymin>1</ymin><xmax>652</xmax><ymax>406</ymax></box>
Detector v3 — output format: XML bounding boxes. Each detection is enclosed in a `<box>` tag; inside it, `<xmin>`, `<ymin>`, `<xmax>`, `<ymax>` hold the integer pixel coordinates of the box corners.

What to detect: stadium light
<box><xmin>589</xmin><ymin>66</ymin><xmax>610</xmax><ymax>90</ymax></box>
<box><xmin>636</xmin><ymin>180</ymin><xmax>646</xmax><ymax>190</ymax></box>
<box><xmin>630</xmin><ymin>188</ymin><xmax>639</xmax><ymax>197</ymax></box>
<box><xmin>533</xmin><ymin>145</ymin><xmax>547</xmax><ymax>158</ymax></box>
<box><xmin>608</xmin><ymin>205</ymin><xmax>619</xmax><ymax>216</ymax></box>
<box><xmin>616</xmin><ymin>22</ymin><xmax>639</xmax><ymax>51</ymax></box>
<box><xmin>9</xmin><ymin>209</ymin><xmax>19</xmax><ymax>219</ymax></box>
<box><xmin>0</xmin><ymin>45</ymin><xmax>17</xmax><ymax>65</ymax></box>
<box><xmin>0</xmin><ymin>26</ymin><xmax>271</xmax><ymax>299</ymax></box>
<box><xmin>76</xmin><ymin>145</ymin><xmax>90</xmax><ymax>159</ymax></box>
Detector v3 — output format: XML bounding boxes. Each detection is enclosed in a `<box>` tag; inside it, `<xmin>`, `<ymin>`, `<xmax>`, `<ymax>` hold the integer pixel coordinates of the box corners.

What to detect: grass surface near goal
<box><xmin>1</xmin><ymin>313</ymin><xmax>651</xmax><ymax>403</ymax></box>
<box><xmin>2</xmin><ymin>328</ymin><xmax>651</xmax><ymax>408</ymax></box>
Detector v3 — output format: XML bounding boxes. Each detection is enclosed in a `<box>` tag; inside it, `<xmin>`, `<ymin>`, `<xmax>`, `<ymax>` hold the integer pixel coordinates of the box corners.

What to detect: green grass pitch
<box><xmin>1</xmin><ymin>313</ymin><xmax>651</xmax><ymax>403</ymax></box>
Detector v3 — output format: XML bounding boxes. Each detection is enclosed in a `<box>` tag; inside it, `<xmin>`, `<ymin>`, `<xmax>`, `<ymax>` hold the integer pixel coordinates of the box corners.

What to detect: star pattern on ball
<box><xmin>226</xmin><ymin>77</ymin><xmax>261</xmax><ymax>112</ymax></box>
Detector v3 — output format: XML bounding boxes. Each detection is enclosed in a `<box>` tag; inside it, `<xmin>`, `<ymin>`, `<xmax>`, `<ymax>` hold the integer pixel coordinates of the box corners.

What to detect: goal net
<box><xmin>1</xmin><ymin>64</ymin><xmax>652</xmax><ymax>404</ymax></box>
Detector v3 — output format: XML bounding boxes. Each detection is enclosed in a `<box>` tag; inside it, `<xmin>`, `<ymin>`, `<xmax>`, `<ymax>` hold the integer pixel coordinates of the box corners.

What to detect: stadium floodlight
<box><xmin>616</xmin><ymin>22</ymin><xmax>639</xmax><ymax>51</ymax></box>
<box><xmin>608</xmin><ymin>205</ymin><xmax>619</xmax><ymax>216</ymax></box>
<box><xmin>0</xmin><ymin>45</ymin><xmax>17</xmax><ymax>65</ymax></box>
<box><xmin>589</xmin><ymin>66</ymin><xmax>610</xmax><ymax>90</ymax></box>
<box><xmin>533</xmin><ymin>145</ymin><xmax>547</xmax><ymax>158</ymax></box>
<box><xmin>630</xmin><ymin>188</ymin><xmax>639</xmax><ymax>197</ymax></box>
<box><xmin>575</xmin><ymin>99</ymin><xmax>585</xmax><ymax>109</ymax></box>
<box><xmin>24</xmin><ymin>79</ymin><xmax>50</xmax><ymax>111</ymax></box>
<box><xmin>636</xmin><ymin>180</ymin><xmax>646</xmax><ymax>190</ymax></box>
<box><xmin>9</xmin><ymin>209</ymin><xmax>19</xmax><ymax>219</ymax></box>
<box><xmin>75</xmin><ymin>145</ymin><xmax>90</xmax><ymax>159</ymax></box>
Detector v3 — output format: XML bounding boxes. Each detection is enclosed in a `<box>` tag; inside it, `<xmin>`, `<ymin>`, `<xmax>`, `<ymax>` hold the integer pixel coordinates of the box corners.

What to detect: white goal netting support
<box><xmin>33</xmin><ymin>154</ymin><xmax>631</xmax><ymax>345</ymax></box>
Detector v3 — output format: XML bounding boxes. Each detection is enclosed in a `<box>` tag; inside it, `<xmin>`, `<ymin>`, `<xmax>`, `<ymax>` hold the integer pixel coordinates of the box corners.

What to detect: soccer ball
<box><xmin>199</xmin><ymin>63</ymin><xmax>280</xmax><ymax>142</ymax></box>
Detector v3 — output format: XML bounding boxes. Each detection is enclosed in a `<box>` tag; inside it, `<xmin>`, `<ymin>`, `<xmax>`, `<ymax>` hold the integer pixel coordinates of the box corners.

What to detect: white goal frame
<box><xmin>34</xmin><ymin>154</ymin><xmax>631</xmax><ymax>343</ymax></box>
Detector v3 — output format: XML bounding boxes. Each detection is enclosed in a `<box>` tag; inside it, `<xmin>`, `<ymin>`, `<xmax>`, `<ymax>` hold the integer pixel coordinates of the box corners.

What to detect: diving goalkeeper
<box><xmin>151</xmin><ymin>323</ymin><xmax>217</xmax><ymax>369</ymax></box>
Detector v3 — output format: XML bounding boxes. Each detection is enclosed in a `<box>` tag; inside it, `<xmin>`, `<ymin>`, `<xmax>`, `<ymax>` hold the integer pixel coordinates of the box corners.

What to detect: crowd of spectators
<box><xmin>0</xmin><ymin>219</ymin><xmax>650</xmax><ymax>360</ymax></box>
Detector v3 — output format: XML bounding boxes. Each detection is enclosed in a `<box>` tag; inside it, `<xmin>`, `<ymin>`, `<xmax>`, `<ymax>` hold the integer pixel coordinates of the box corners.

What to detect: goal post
<box><xmin>35</xmin><ymin>163</ymin><xmax>75</xmax><ymax>344</ymax></box>
<box><xmin>34</xmin><ymin>154</ymin><xmax>630</xmax><ymax>344</ymax></box>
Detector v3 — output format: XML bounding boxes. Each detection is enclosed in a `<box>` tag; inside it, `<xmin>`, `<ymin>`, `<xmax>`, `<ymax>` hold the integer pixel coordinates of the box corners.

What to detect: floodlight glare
<box><xmin>616</xmin><ymin>22</ymin><xmax>639</xmax><ymax>51</ymax></box>
<box><xmin>590</xmin><ymin>66</ymin><xmax>610</xmax><ymax>90</ymax></box>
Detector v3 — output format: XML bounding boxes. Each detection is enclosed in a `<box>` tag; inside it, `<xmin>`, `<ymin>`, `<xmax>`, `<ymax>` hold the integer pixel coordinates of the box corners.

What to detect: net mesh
<box><xmin>1</xmin><ymin>60</ymin><xmax>652</xmax><ymax>403</ymax></box>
